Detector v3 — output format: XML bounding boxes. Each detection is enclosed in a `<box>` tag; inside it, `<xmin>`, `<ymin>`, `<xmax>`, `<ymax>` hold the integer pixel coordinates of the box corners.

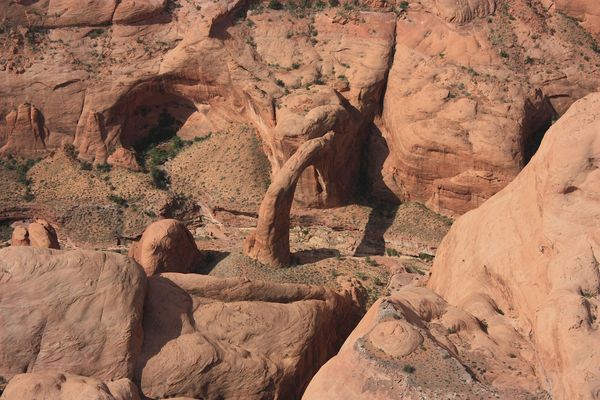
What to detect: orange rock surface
<box><xmin>0</xmin><ymin>247</ymin><xmax>146</xmax><ymax>382</ymax></box>
<box><xmin>135</xmin><ymin>273</ymin><xmax>361</xmax><ymax>399</ymax></box>
<box><xmin>129</xmin><ymin>219</ymin><xmax>201</xmax><ymax>276</ymax></box>
<box><xmin>429</xmin><ymin>93</ymin><xmax>600</xmax><ymax>398</ymax></box>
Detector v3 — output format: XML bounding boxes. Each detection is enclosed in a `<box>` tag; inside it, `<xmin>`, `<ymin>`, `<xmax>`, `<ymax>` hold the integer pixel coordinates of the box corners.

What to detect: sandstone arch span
<box><xmin>244</xmin><ymin>132</ymin><xmax>335</xmax><ymax>267</ymax></box>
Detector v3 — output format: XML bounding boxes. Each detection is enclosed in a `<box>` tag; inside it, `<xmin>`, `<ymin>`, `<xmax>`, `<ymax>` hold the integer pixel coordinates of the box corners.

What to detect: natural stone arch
<box><xmin>244</xmin><ymin>132</ymin><xmax>335</xmax><ymax>267</ymax></box>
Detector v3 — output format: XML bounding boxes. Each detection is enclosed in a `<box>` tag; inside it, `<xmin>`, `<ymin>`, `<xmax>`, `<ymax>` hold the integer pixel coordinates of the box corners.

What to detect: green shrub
<box><xmin>135</xmin><ymin>111</ymin><xmax>179</xmax><ymax>156</ymax></box>
<box><xmin>385</xmin><ymin>248</ymin><xmax>400</xmax><ymax>257</ymax></box>
<box><xmin>418</xmin><ymin>252</ymin><xmax>434</xmax><ymax>261</ymax></box>
<box><xmin>80</xmin><ymin>161</ymin><xmax>93</xmax><ymax>170</ymax></box>
<box><xmin>108</xmin><ymin>194</ymin><xmax>128</xmax><ymax>207</ymax></box>
<box><xmin>86</xmin><ymin>28</ymin><xmax>105</xmax><ymax>39</ymax></box>
<box><xmin>403</xmin><ymin>364</ymin><xmax>415</xmax><ymax>373</ymax></box>
<box><xmin>399</xmin><ymin>1</ymin><xmax>409</xmax><ymax>10</ymax></box>
<box><xmin>193</xmin><ymin>132</ymin><xmax>212</xmax><ymax>142</ymax></box>
<box><xmin>354</xmin><ymin>271</ymin><xmax>368</xmax><ymax>280</ymax></box>
<box><xmin>23</xmin><ymin>187</ymin><xmax>34</xmax><ymax>202</ymax></box>
<box><xmin>96</xmin><ymin>163</ymin><xmax>112</xmax><ymax>173</ymax></box>
<box><xmin>365</xmin><ymin>256</ymin><xmax>378</xmax><ymax>266</ymax></box>
<box><xmin>151</xmin><ymin>167</ymin><xmax>169</xmax><ymax>190</ymax></box>
<box><xmin>582</xmin><ymin>289</ymin><xmax>594</xmax><ymax>298</ymax></box>
<box><xmin>268</xmin><ymin>0</ymin><xmax>284</xmax><ymax>9</ymax></box>
<box><xmin>16</xmin><ymin>163</ymin><xmax>32</xmax><ymax>185</ymax></box>
<box><xmin>64</xmin><ymin>143</ymin><xmax>78</xmax><ymax>159</ymax></box>
<box><xmin>405</xmin><ymin>264</ymin><xmax>425</xmax><ymax>275</ymax></box>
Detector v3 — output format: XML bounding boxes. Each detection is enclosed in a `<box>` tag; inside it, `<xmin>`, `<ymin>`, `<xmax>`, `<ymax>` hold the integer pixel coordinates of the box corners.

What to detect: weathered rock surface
<box><xmin>10</xmin><ymin>219</ymin><xmax>60</xmax><ymax>249</ymax></box>
<box><xmin>304</xmin><ymin>284</ymin><xmax>540</xmax><ymax>399</ymax></box>
<box><xmin>135</xmin><ymin>273</ymin><xmax>361</xmax><ymax>399</ymax></box>
<box><xmin>0</xmin><ymin>247</ymin><xmax>146</xmax><ymax>381</ymax></box>
<box><xmin>0</xmin><ymin>0</ymin><xmax>166</xmax><ymax>27</ymax></box>
<box><xmin>434</xmin><ymin>0</ymin><xmax>496</xmax><ymax>23</ymax></box>
<box><xmin>0</xmin><ymin>103</ymin><xmax>59</xmax><ymax>157</ymax></box>
<box><xmin>105</xmin><ymin>378</ymin><xmax>141</xmax><ymax>400</ymax></box>
<box><xmin>551</xmin><ymin>0</ymin><xmax>600</xmax><ymax>38</ymax></box>
<box><xmin>251</xmin><ymin>12</ymin><xmax>396</xmax><ymax>207</ymax></box>
<box><xmin>2</xmin><ymin>0</ymin><xmax>599</xmax><ymax>219</ymax></box>
<box><xmin>129</xmin><ymin>219</ymin><xmax>200</xmax><ymax>276</ymax></box>
<box><xmin>429</xmin><ymin>93</ymin><xmax>600</xmax><ymax>398</ymax></box>
<box><xmin>0</xmin><ymin>1</ymin><xmax>395</xmax><ymax>213</ymax></box>
<box><xmin>245</xmin><ymin>132</ymin><xmax>335</xmax><ymax>267</ymax></box>
<box><xmin>0</xmin><ymin>373</ymin><xmax>140</xmax><ymax>400</ymax></box>
<box><xmin>107</xmin><ymin>147</ymin><xmax>140</xmax><ymax>171</ymax></box>
<box><xmin>370</xmin><ymin>0</ymin><xmax>600</xmax><ymax>215</ymax></box>
<box><xmin>113</xmin><ymin>0</ymin><xmax>167</xmax><ymax>24</ymax></box>
<box><xmin>74</xmin><ymin>112</ymin><xmax>108</xmax><ymax>165</ymax></box>
<box><xmin>9</xmin><ymin>225</ymin><xmax>28</xmax><ymax>246</ymax></box>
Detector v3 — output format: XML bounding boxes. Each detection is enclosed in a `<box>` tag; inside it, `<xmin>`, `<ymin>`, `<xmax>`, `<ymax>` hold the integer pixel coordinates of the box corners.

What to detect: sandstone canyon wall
<box><xmin>428</xmin><ymin>92</ymin><xmax>600</xmax><ymax>398</ymax></box>
<box><xmin>303</xmin><ymin>92</ymin><xmax>600</xmax><ymax>400</ymax></box>
<box><xmin>371</xmin><ymin>0</ymin><xmax>599</xmax><ymax>216</ymax></box>
<box><xmin>1</xmin><ymin>0</ymin><xmax>599</xmax><ymax>220</ymax></box>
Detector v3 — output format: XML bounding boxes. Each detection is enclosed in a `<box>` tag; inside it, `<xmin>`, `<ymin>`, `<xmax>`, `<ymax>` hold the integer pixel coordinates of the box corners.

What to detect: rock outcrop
<box><xmin>245</xmin><ymin>132</ymin><xmax>335</xmax><ymax>267</ymax></box>
<box><xmin>428</xmin><ymin>93</ymin><xmax>600</xmax><ymax>398</ymax></box>
<box><xmin>9</xmin><ymin>225</ymin><xmax>29</xmax><ymax>246</ymax></box>
<box><xmin>136</xmin><ymin>273</ymin><xmax>361</xmax><ymax>399</ymax></box>
<box><xmin>0</xmin><ymin>2</ymin><xmax>396</xmax><ymax>212</ymax></box>
<box><xmin>369</xmin><ymin>0</ymin><xmax>599</xmax><ymax>215</ymax></box>
<box><xmin>0</xmin><ymin>373</ymin><xmax>140</xmax><ymax>400</ymax></box>
<box><xmin>304</xmin><ymin>285</ymin><xmax>539</xmax><ymax>399</ymax></box>
<box><xmin>3</xmin><ymin>0</ymin><xmax>599</xmax><ymax>217</ymax></box>
<box><xmin>129</xmin><ymin>219</ymin><xmax>200</xmax><ymax>276</ymax></box>
<box><xmin>10</xmin><ymin>219</ymin><xmax>60</xmax><ymax>249</ymax></box>
<box><xmin>0</xmin><ymin>247</ymin><xmax>146</xmax><ymax>382</ymax></box>
<box><xmin>250</xmin><ymin>12</ymin><xmax>396</xmax><ymax>207</ymax></box>
<box><xmin>551</xmin><ymin>0</ymin><xmax>600</xmax><ymax>38</ymax></box>
<box><xmin>107</xmin><ymin>147</ymin><xmax>140</xmax><ymax>171</ymax></box>
<box><xmin>0</xmin><ymin>0</ymin><xmax>167</xmax><ymax>27</ymax></box>
<box><xmin>74</xmin><ymin>112</ymin><xmax>108</xmax><ymax>165</ymax></box>
<box><xmin>434</xmin><ymin>0</ymin><xmax>496</xmax><ymax>23</ymax></box>
<box><xmin>0</xmin><ymin>104</ymin><xmax>53</xmax><ymax>157</ymax></box>
<box><xmin>113</xmin><ymin>0</ymin><xmax>167</xmax><ymax>24</ymax></box>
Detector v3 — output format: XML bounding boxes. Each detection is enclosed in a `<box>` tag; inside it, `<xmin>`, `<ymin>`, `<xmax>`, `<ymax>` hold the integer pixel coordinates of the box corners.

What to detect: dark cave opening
<box><xmin>522</xmin><ymin>117</ymin><xmax>554</xmax><ymax>166</ymax></box>
<box><xmin>107</xmin><ymin>81</ymin><xmax>198</xmax><ymax>152</ymax></box>
<box><xmin>520</xmin><ymin>95</ymin><xmax>557</xmax><ymax>167</ymax></box>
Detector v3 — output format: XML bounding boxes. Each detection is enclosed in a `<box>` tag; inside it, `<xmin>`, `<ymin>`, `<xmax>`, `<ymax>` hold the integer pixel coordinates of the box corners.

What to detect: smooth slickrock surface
<box><xmin>0</xmin><ymin>372</ymin><xmax>140</xmax><ymax>400</ymax></box>
<box><xmin>129</xmin><ymin>219</ymin><xmax>201</xmax><ymax>276</ymax></box>
<box><xmin>303</xmin><ymin>285</ymin><xmax>539</xmax><ymax>399</ymax></box>
<box><xmin>135</xmin><ymin>273</ymin><xmax>362</xmax><ymax>400</ymax></box>
<box><xmin>429</xmin><ymin>93</ymin><xmax>600</xmax><ymax>398</ymax></box>
<box><xmin>0</xmin><ymin>247</ymin><xmax>146</xmax><ymax>382</ymax></box>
